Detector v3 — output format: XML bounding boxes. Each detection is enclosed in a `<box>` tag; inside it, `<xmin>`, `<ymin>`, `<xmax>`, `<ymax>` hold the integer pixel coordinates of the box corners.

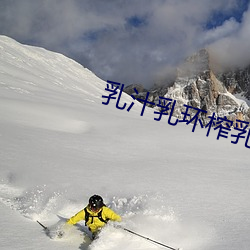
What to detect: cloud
<box><xmin>0</xmin><ymin>0</ymin><xmax>249</xmax><ymax>87</ymax></box>
<box><xmin>200</xmin><ymin>18</ymin><xmax>240</xmax><ymax>45</ymax></box>
<box><xmin>209</xmin><ymin>4</ymin><xmax>250</xmax><ymax>69</ymax></box>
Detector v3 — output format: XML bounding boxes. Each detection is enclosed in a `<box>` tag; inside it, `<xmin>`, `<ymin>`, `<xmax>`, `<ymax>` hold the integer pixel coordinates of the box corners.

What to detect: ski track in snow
<box><xmin>0</xmin><ymin>179</ymin><xmax>211</xmax><ymax>250</ymax></box>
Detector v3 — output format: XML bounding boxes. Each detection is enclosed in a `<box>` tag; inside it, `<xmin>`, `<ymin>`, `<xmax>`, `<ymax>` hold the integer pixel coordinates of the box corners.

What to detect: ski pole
<box><xmin>37</xmin><ymin>220</ymin><xmax>48</xmax><ymax>231</ymax></box>
<box><xmin>122</xmin><ymin>227</ymin><xmax>180</xmax><ymax>250</ymax></box>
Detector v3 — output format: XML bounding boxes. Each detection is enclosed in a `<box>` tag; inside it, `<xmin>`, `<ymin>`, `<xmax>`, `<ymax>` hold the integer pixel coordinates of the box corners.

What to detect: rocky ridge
<box><xmin>124</xmin><ymin>49</ymin><xmax>250</xmax><ymax>127</ymax></box>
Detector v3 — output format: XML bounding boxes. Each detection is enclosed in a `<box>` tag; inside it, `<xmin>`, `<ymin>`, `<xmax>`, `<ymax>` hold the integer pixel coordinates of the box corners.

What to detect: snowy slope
<box><xmin>0</xmin><ymin>36</ymin><xmax>249</xmax><ymax>250</ymax></box>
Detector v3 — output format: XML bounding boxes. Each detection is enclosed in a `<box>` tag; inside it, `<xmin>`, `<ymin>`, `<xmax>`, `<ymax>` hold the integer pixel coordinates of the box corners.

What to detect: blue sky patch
<box><xmin>206</xmin><ymin>0</ymin><xmax>249</xmax><ymax>29</ymax></box>
<box><xmin>126</xmin><ymin>15</ymin><xmax>148</xmax><ymax>28</ymax></box>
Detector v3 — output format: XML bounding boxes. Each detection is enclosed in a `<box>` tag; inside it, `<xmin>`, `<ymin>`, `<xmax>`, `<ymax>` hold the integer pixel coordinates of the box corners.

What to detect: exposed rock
<box><xmin>124</xmin><ymin>49</ymin><xmax>250</xmax><ymax>126</ymax></box>
<box><xmin>217</xmin><ymin>66</ymin><xmax>250</xmax><ymax>100</ymax></box>
<box><xmin>123</xmin><ymin>84</ymin><xmax>148</xmax><ymax>95</ymax></box>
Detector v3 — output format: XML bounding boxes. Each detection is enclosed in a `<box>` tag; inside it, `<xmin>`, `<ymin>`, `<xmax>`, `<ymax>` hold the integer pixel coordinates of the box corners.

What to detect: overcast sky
<box><xmin>0</xmin><ymin>0</ymin><xmax>249</xmax><ymax>87</ymax></box>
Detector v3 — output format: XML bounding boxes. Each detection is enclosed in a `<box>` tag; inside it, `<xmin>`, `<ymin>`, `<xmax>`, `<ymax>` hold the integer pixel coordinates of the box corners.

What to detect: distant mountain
<box><xmin>124</xmin><ymin>49</ymin><xmax>250</xmax><ymax>126</ymax></box>
<box><xmin>217</xmin><ymin>66</ymin><xmax>250</xmax><ymax>100</ymax></box>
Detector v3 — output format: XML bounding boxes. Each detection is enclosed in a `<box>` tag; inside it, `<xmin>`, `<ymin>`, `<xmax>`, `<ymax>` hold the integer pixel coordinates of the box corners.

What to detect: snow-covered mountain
<box><xmin>0</xmin><ymin>36</ymin><xmax>250</xmax><ymax>250</ymax></box>
<box><xmin>217</xmin><ymin>65</ymin><xmax>250</xmax><ymax>100</ymax></box>
<box><xmin>125</xmin><ymin>49</ymin><xmax>250</xmax><ymax>127</ymax></box>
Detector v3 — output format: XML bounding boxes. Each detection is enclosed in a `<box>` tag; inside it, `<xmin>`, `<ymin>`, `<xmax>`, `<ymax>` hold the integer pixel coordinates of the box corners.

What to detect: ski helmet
<box><xmin>89</xmin><ymin>195</ymin><xmax>104</xmax><ymax>210</ymax></box>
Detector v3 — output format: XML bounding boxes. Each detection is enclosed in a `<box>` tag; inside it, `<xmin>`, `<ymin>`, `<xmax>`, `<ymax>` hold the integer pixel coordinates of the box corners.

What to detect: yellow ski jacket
<box><xmin>67</xmin><ymin>206</ymin><xmax>121</xmax><ymax>233</ymax></box>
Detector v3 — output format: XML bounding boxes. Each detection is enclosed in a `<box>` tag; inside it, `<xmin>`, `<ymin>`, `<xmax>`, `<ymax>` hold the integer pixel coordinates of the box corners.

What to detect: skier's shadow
<box><xmin>57</xmin><ymin>215</ymin><xmax>92</xmax><ymax>250</ymax></box>
<box><xmin>78</xmin><ymin>237</ymin><xmax>92</xmax><ymax>250</ymax></box>
<box><xmin>74</xmin><ymin>224</ymin><xmax>93</xmax><ymax>250</ymax></box>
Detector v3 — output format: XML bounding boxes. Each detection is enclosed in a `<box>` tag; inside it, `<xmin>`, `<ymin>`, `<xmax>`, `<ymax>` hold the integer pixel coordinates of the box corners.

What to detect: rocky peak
<box><xmin>217</xmin><ymin>66</ymin><xmax>250</xmax><ymax>100</ymax></box>
<box><xmin>177</xmin><ymin>48</ymin><xmax>210</xmax><ymax>78</ymax></box>
<box><xmin>124</xmin><ymin>48</ymin><xmax>250</xmax><ymax>126</ymax></box>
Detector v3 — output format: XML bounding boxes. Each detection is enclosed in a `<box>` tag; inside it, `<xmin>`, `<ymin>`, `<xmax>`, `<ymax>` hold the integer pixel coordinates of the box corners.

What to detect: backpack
<box><xmin>84</xmin><ymin>206</ymin><xmax>109</xmax><ymax>226</ymax></box>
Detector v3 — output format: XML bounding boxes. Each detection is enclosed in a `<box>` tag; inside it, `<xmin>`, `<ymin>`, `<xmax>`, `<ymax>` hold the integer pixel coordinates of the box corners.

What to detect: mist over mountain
<box><xmin>124</xmin><ymin>48</ymin><xmax>250</xmax><ymax>126</ymax></box>
<box><xmin>0</xmin><ymin>0</ymin><xmax>249</xmax><ymax>87</ymax></box>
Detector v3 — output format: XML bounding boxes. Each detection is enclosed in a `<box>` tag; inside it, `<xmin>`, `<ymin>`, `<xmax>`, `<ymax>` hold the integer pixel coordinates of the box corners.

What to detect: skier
<box><xmin>66</xmin><ymin>194</ymin><xmax>121</xmax><ymax>239</ymax></box>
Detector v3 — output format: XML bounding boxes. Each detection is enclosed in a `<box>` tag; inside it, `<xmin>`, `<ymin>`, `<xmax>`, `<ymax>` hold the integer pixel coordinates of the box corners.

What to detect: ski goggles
<box><xmin>89</xmin><ymin>205</ymin><xmax>101</xmax><ymax>212</ymax></box>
